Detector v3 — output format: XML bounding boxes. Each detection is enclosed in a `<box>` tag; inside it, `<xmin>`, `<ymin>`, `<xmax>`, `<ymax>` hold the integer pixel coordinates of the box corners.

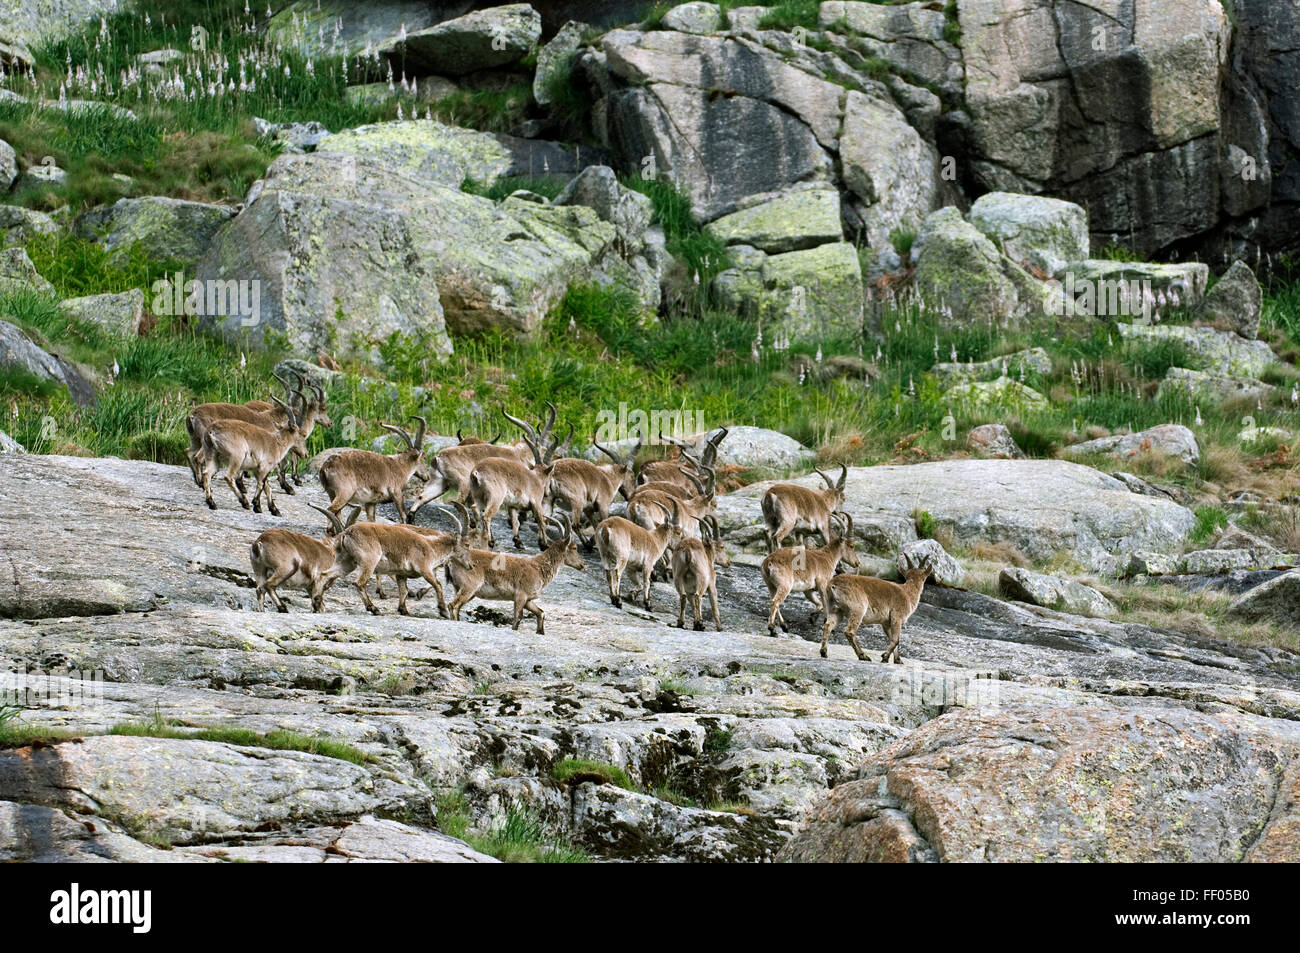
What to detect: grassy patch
<box><xmin>551</xmin><ymin>757</ymin><xmax>637</xmax><ymax>790</ymax></box>
<box><xmin>703</xmin><ymin>724</ymin><xmax>734</xmax><ymax>754</ymax></box>
<box><xmin>435</xmin><ymin>790</ymin><xmax>588</xmax><ymax>863</ymax></box>
<box><xmin>0</xmin><ymin>707</ymin><xmax>80</xmax><ymax>748</ymax></box>
<box><xmin>1189</xmin><ymin>506</ymin><xmax>1229</xmax><ymax>545</ymax></box>
<box><xmin>108</xmin><ymin>718</ymin><xmax>371</xmax><ymax>764</ymax></box>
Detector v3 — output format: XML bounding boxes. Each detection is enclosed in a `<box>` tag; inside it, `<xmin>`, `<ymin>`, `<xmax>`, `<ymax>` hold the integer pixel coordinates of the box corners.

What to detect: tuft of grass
<box><xmin>436</xmin><ymin>790</ymin><xmax>588</xmax><ymax>863</ymax></box>
<box><xmin>108</xmin><ymin>719</ymin><xmax>372</xmax><ymax>764</ymax></box>
<box><xmin>461</xmin><ymin>175</ymin><xmax>569</xmax><ymax>202</ymax></box>
<box><xmin>759</xmin><ymin>1</ymin><xmax>825</xmax><ymax>31</ymax></box>
<box><xmin>889</xmin><ymin>224</ymin><xmax>917</xmax><ymax>260</ymax></box>
<box><xmin>703</xmin><ymin>724</ymin><xmax>734</xmax><ymax>754</ymax></box>
<box><xmin>551</xmin><ymin>758</ymin><xmax>637</xmax><ymax>790</ymax></box>
<box><xmin>913</xmin><ymin>508</ymin><xmax>938</xmax><ymax>540</ymax></box>
<box><xmin>1189</xmin><ymin>506</ymin><xmax>1229</xmax><ymax>545</ymax></box>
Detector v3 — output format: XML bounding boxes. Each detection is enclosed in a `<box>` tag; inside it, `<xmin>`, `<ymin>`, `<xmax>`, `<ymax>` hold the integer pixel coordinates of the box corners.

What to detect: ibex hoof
<box><xmin>269</xmin><ymin>507</ymin><xmax>280</xmax><ymax>517</ymax></box>
<box><xmin>693</xmin><ymin>621</ymin><xmax>705</xmax><ymax>631</ymax></box>
<box><xmin>768</xmin><ymin>627</ymin><xmax>778</xmax><ymax>637</ymax></box>
<box><xmin>283</xmin><ymin>485</ymin><xmax>296</xmax><ymax>496</ymax></box>
<box><xmin>206</xmin><ymin>500</ymin><xmax>217</xmax><ymax>510</ymax></box>
<box><xmin>398</xmin><ymin>606</ymin><xmax>410</xmax><ymax>616</ymax></box>
<box><xmin>367</xmin><ymin>607</ymin><xmax>380</xmax><ymax>616</ymax></box>
<box><xmin>611</xmin><ymin>597</ymin><xmax>622</xmax><ymax>608</ymax></box>
<box><xmin>513</xmin><ymin>540</ymin><xmax>524</xmax><ymax>550</ymax></box>
<box><xmin>819</xmin><ymin>648</ymin><xmax>828</xmax><ymax>659</ymax></box>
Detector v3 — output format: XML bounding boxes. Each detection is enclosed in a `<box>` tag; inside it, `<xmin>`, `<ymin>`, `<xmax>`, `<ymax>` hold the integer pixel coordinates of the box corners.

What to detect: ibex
<box><xmin>245</xmin><ymin>377</ymin><xmax>332</xmax><ymax>492</ymax></box>
<box><xmin>761</xmin><ymin>464</ymin><xmax>848</xmax><ymax>551</ymax></box>
<box><xmin>249</xmin><ymin>507</ymin><xmax>361</xmax><ymax>612</ymax></box>
<box><xmin>547</xmin><ymin>438</ymin><xmax>640</xmax><ymax>548</ymax></box>
<box><xmin>595</xmin><ymin>500</ymin><xmax>683</xmax><ymax>609</ymax></box>
<box><xmin>199</xmin><ymin>396</ymin><xmax>303</xmax><ymax>515</ymax></box>
<box><xmin>760</xmin><ymin>512</ymin><xmax>858</xmax><ymax>636</ymax></box>
<box><xmin>445</xmin><ymin>513</ymin><xmax>585</xmax><ymax>634</ymax></box>
<box><xmin>671</xmin><ymin>514</ymin><xmax>730</xmax><ymax>631</ymax></box>
<box><xmin>466</xmin><ymin>405</ymin><xmax>568</xmax><ymax>550</ymax></box>
<box><xmin>408</xmin><ymin>439</ymin><xmax>532</xmax><ymax>518</ymax></box>
<box><xmin>187</xmin><ymin>372</ymin><xmax>305</xmax><ymax>492</ymax></box>
<box><xmin>638</xmin><ymin>427</ymin><xmax>727</xmax><ymax>490</ymax></box>
<box><xmin>820</xmin><ymin>564</ymin><xmax>931</xmax><ymax>663</ymax></box>
<box><xmin>312</xmin><ymin>503</ymin><xmax>471</xmax><ymax>617</ymax></box>
<box><xmin>628</xmin><ymin>467</ymin><xmax>714</xmax><ymax>539</ymax></box>
<box><xmin>319</xmin><ymin>417</ymin><xmax>430</xmax><ymax>525</ymax></box>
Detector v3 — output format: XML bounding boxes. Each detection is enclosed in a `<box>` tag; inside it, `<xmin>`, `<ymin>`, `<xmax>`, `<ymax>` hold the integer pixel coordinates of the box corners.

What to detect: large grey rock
<box><xmin>252</xmin><ymin>117</ymin><xmax>332</xmax><ymax>153</ymax></box>
<box><xmin>723</xmin><ymin>459</ymin><xmax>1197</xmax><ymax>571</ymax></box>
<box><xmin>998</xmin><ymin>568</ymin><xmax>1115</xmax><ymax>618</ymax></box>
<box><xmin>0</xmin><ymin>247</ymin><xmax>55</xmax><ymax>295</ymax></box>
<box><xmin>929</xmin><ymin>347</ymin><xmax>1051</xmax><ymax>387</ymax></box>
<box><xmin>942</xmin><ymin>377</ymin><xmax>1048</xmax><ymax>410</ymax></box>
<box><xmin>0</xmin><ymin>0</ymin><xmax>120</xmax><ymax>68</ymax></box>
<box><xmin>958</xmin><ymin>0</ymin><xmax>1229</xmax><ymax>255</ymax></box>
<box><xmin>967</xmin><ymin>192</ymin><xmax>1089</xmax><ymax>275</ymax></box>
<box><xmin>2</xmin><ymin>452</ymin><xmax>1298</xmax><ymax>862</ymax></box>
<box><xmin>1195</xmin><ymin>260</ymin><xmax>1263</xmax><ymax>340</ymax></box>
<box><xmin>534</xmin><ymin>20</ymin><xmax>587</xmax><ymax>106</ymax></box>
<box><xmin>705</xmin><ymin>188</ymin><xmax>842</xmax><ymax>254</ymax></box>
<box><xmin>713</xmin><ymin>241</ymin><xmax>864</xmax><ymax>339</ymax></box>
<box><xmin>60</xmin><ymin>289</ymin><xmax>146</xmax><ymax>337</ymax></box>
<box><xmin>379</xmin><ymin>3</ymin><xmax>542</xmax><ymax>75</ymax></box>
<box><xmin>0</xmin><ymin>320</ymin><xmax>96</xmax><ymax>407</ymax></box>
<box><xmin>780</xmin><ymin>704</ymin><xmax>1300</xmax><ymax>862</ymax></box>
<box><xmin>0</xmin><ymin>137</ymin><xmax>16</xmax><ymax>189</ymax></box>
<box><xmin>898</xmin><ymin>539</ymin><xmax>963</xmax><ymax>587</ymax></box>
<box><xmin>912</xmin><ymin>207</ymin><xmax>1054</xmax><ymax>328</ymax></box>
<box><xmin>1117</xmin><ymin>322</ymin><xmax>1277</xmax><ymax>378</ymax></box>
<box><xmin>596</xmin><ymin>29</ymin><xmax>841</xmax><ymax>221</ymax></box>
<box><xmin>0</xmin><ymin>205</ymin><xmax>60</xmax><ymax>247</ymax></box>
<box><xmin>267</xmin><ymin>0</ymin><xmax>448</xmax><ymax>57</ymax></box>
<box><xmin>1228</xmin><ymin>571</ymin><xmax>1300</xmax><ymax>626</ymax></box>
<box><xmin>838</xmin><ymin>90</ymin><xmax>939</xmax><ymax>253</ymax></box>
<box><xmin>0</xmin><ymin>430</ymin><xmax>24</xmax><ymax>453</ymax></box>
<box><xmin>966</xmin><ymin>423</ymin><xmax>1024</xmax><ymax>460</ymax></box>
<box><xmin>820</xmin><ymin>1</ymin><xmax>962</xmax><ymax>95</ymax></box>
<box><xmin>1063</xmin><ymin>424</ymin><xmax>1200</xmax><ymax>466</ymax></box>
<box><xmin>1156</xmin><ymin>367</ymin><xmax>1275</xmax><ymax>406</ymax></box>
<box><xmin>75</xmin><ymin>197</ymin><xmax>235</xmax><ymax>266</ymax></box>
<box><xmin>661</xmin><ymin>2</ymin><xmax>723</xmax><ymax>35</ymax></box>
<box><xmin>1057</xmin><ymin>259</ymin><xmax>1209</xmax><ymax>306</ymax></box>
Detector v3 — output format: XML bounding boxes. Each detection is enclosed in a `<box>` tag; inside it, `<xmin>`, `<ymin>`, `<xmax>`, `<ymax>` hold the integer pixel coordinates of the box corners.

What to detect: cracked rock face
<box><xmin>2</xmin><ymin>452</ymin><xmax>1297</xmax><ymax>861</ymax></box>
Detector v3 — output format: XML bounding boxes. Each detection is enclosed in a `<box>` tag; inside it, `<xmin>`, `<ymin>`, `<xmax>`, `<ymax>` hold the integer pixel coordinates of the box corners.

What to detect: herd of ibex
<box><xmin>186</xmin><ymin>375</ymin><xmax>931</xmax><ymax>662</ymax></box>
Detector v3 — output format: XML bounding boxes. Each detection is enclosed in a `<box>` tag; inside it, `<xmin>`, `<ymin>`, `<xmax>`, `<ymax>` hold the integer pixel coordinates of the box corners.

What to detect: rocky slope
<box><xmin>2</xmin><ymin>452</ymin><xmax>1297</xmax><ymax>862</ymax></box>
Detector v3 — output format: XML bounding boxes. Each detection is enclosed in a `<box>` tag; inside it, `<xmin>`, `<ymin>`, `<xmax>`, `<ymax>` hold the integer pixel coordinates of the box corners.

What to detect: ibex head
<box><xmin>594</xmin><ymin>436</ymin><xmax>641</xmax><ymax>499</ymax></box>
<box><xmin>831</xmin><ymin>511</ymin><xmax>858</xmax><ymax>569</ymax></box>
<box><xmin>381</xmin><ymin>416</ymin><xmax>431</xmax><ymax>481</ymax></box>
<box><xmin>815</xmin><ymin>464</ymin><xmax>848</xmax><ymax>508</ymax></box>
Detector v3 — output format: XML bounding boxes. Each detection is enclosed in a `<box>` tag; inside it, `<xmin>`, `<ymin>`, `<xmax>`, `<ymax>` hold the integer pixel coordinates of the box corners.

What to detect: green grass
<box><xmin>1189</xmin><ymin>506</ymin><xmax>1229</xmax><ymax>545</ymax></box>
<box><xmin>913</xmin><ymin>508</ymin><xmax>937</xmax><ymax>539</ymax></box>
<box><xmin>435</xmin><ymin>790</ymin><xmax>588</xmax><ymax>863</ymax></box>
<box><xmin>759</xmin><ymin>1</ymin><xmax>826</xmax><ymax>31</ymax></box>
<box><xmin>462</xmin><ymin>175</ymin><xmax>569</xmax><ymax>202</ymax></box>
<box><xmin>703</xmin><ymin>724</ymin><xmax>734</xmax><ymax>754</ymax></box>
<box><xmin>108</xmin><ymin>718</ymin><xmax>372</xmax><ymax>764</ymax></box>
<box><xmin>551</xmin><ymin>758</ymin><xmax>637</xmax><ymax>791</ymax></box>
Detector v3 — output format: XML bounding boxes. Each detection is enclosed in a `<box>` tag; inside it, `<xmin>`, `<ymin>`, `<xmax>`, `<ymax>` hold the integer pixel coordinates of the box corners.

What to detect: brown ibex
<box><xmin>445</xmin><ymin>514</ymin><xmax>585</xmax><ymax>634</ymax></box>
<box><xmin>595</xmin><ymin>500</ymin><xmax>683</xmax><ymax>609</ymax></box>
<box><xmin>199</xmin><ymin>396</ymin><xmax>303</xmax><ymax>515</ymax></box>
<box><xmin>187</xmin><ymin>372</ymin><xmax>307</xmax><ymax>492</ymax></box>
<box><xmin>820</xmin><ymin>564</ymin><xmax>931</xmax><ymax>662</ymax></box>
<box><xmin>466</xmin><ymin>405</ymin><xmax>568</xmax><ymax>550</ymax></box>
<box><xmin>628</xmin><ymin>467</ymin><xmax>715</xmax><ymax>540</ymax></box>
<box><xmin>761</xmin><ymin>464</ymin><xmax>848</xmax><ymax>551</ymax></box>
<box><xmin>760</xmin><ymin>512</ymin><xmax>858</xmax><ymax>636</ymax></box>
<box><xmin>249</xmin><ymin>507</ymin><xmax>361</xmax><ymax>612</ymax></box>
<box><xmin>638</xmin><ymin>427</ymin><xmax>727</xmax><ymax>490</ymax></box>
<box><xmin>547</xmin><ymin>437</ymin><xmax>640</xmax><ymax>548</ymax></box>
<box><xmin>319</xmin><ymin>417</ymin><xmax>430</xmax><ymax>525</ymax></box>
<box><xmin>312</xmin><ymin>503</ymin><xmax>471</xmax><ymax>617</ymax></box>
<box><xmin>671</xmin><ymin>514</ymin><xmax>730</xmax><ymax>631</ymax></box>
<box><xmin>408</xmin><ymin>439</ymin><xmax>532</xmax><ymax>518</ymax></box>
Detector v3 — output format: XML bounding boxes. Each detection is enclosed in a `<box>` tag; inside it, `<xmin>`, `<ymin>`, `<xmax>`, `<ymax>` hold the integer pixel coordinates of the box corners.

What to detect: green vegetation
<box><xmin>1190</xmin><ymin>506</ymin><xmax>1230</xmax><ymax>545</ymax></box>
<box><xmin>703</xmin><ymin>724</ymin><xmax>734</xmax><ymax>753</ymax></box>
<box><xmin>551</xmin><ymin>758</ymin><xmax>637</xmax><ymax>790</ymax></box>
<box><xmin>0</xmin><ymin>706</ymin><xmax>80</xmax><ymax>748</ymax></box>
<box><xmin>435</xmin><ymin>790</ymin><xmax>589</xmax><ymax>863</ymax></box>
<box><xmin>913</xmin><ymin>508</ymin><xmax>938</xmax><ymax>539</ymax></box>
<box><xmin>108</xmin><ymin>715</ymin><xmax>371</xmax><ymax>764</ymax></box>
<box><xmin>759</xmin><ymin>1</ymin><xmax>828</xmax><ymax>32</ymax></box>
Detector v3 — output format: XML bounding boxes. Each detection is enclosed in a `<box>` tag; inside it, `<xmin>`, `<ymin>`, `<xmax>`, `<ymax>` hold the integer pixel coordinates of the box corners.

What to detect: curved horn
<box><xmin>701</xmin><ymin>427</ymin><xmax>727</xmax><ymax>466</ymax></box>
<box><xmin>548</xmin><ymin>422</ymin><xmax>574</xmax><ymax>463</ymax></box>
<box><xmin>593</xmin><ymin>436</ymin><xmax>623</xmax><ymax>464</ymax></box>
<box><xmin>538</xmin><ymin>401</ymin><xmax>558</xmax><ymax>445</ymax></box>
<box><xmin>624</xmin><ymin>439</ymin><xmax>642</xmax><ymax>468</ymax></box>
<box><xmin>309</xmin><ymin>503</ymin><xmax>344</xmax><ymax>537</ymax></box>
<box><xmin>837</xmin><ymin>463</ymin><xmax>848</xmax><ymax>489</ymax></box>
<box><xmin>815</xmin><ymin>468</ymin><xmax>835</xmax><ymax>489</ymax></box>
<box><xmin>451</xmin><ymin>501</ymin><xmax>474</xmax><ymax>539</ymax></box>
<box><xmin>489</xmin><ymin>431</ymin><xmax>502</xmax><ymax>445</ymax></box>
<box><xmin>380</xmin><ymin>422</ymin><xmax>414</xmax><ymax>450</ymax></box>
<box><xmin>412</xmin><ymin>416</ymin><xmax>427</xmax><ymax>450</ymax></box>
<box><xmin>501</xmin><ymin>404</ymin><xmax>537</xmax><ymax>443</ymax></box>
<box><xmin>705</xmin><ymin>514</ymin><xmax>721</xmax><ymax>541</ymax></box>
<box><xmin>271</xmin><ymin>395</ymin><xmax>299</xmax><ymax>429</ymax></box>
<box><xmin>438</xmin><ymin>504</ymin><xmax>464</xmax><ymax>538</ymax></box>
<box><xmin>682</xmin><ymin>469</ymin><xmax>706</xmax><ymax>498</ymax></box>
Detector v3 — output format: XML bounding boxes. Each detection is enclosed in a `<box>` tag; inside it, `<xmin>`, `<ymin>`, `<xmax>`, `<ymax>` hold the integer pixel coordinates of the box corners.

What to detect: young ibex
<box><xmin>319</xmin><ymin>417</ymin><xmax>430</xmax><ymax>525</ymax></box>
<box><xmin>638</xmin><ymin>427</ymin><xmax>727</xmax><ymax>490</ymax></box>
<box><xmin>671</xmin><ymin>513</ymin><xmax>730</xmax><ymax>631</ymax></box>
<box><xmin>187</xmin><ymin>372</ymin><xmax>303</xmax><ymax>491</ymax></box>
<box><xmin>546</xmin><ymin>438</ymin><xmax>640</xmax><ymax>548</ymax></box>
<box><xmin>445</xmin><ymin>513</ymin><xmax>584</xmax><ymax>634</ymax></box>
<box><xmin>249</xmin><ymin>507</ymin><xmax>361</xmax><ymax>612</ymax></box>
<box><xmin>595</xmin><ymin>500</ymin><xmax>682</xmax><ymax>610</ymax></box>
<box><xmin>761</xmin><ymin>464</ymin><xmax>848</xmax><ymax>551</ymax></box>
<box><xmin>760</xmin><ymin>512</ymin><xmax>858</xmax><ymax>636</ymax></box>
<box><xmin>820</xmin><ymin>563</ymin><xmax>931</xmax><ymax>663</ymax></box>
<box><xmin>199</xmin><ymin>396</ymin><xmax>303</xmax><ymax>515</ymax></box>
<box><xmin>312</xmin><ymin>503</ymin><xmax>471</xmax><ymax>617</ymax></box>
<box><xmin>467</xmin><ymin>406</ymin><xmax>568</xmax><ymax>551</ymax></box>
